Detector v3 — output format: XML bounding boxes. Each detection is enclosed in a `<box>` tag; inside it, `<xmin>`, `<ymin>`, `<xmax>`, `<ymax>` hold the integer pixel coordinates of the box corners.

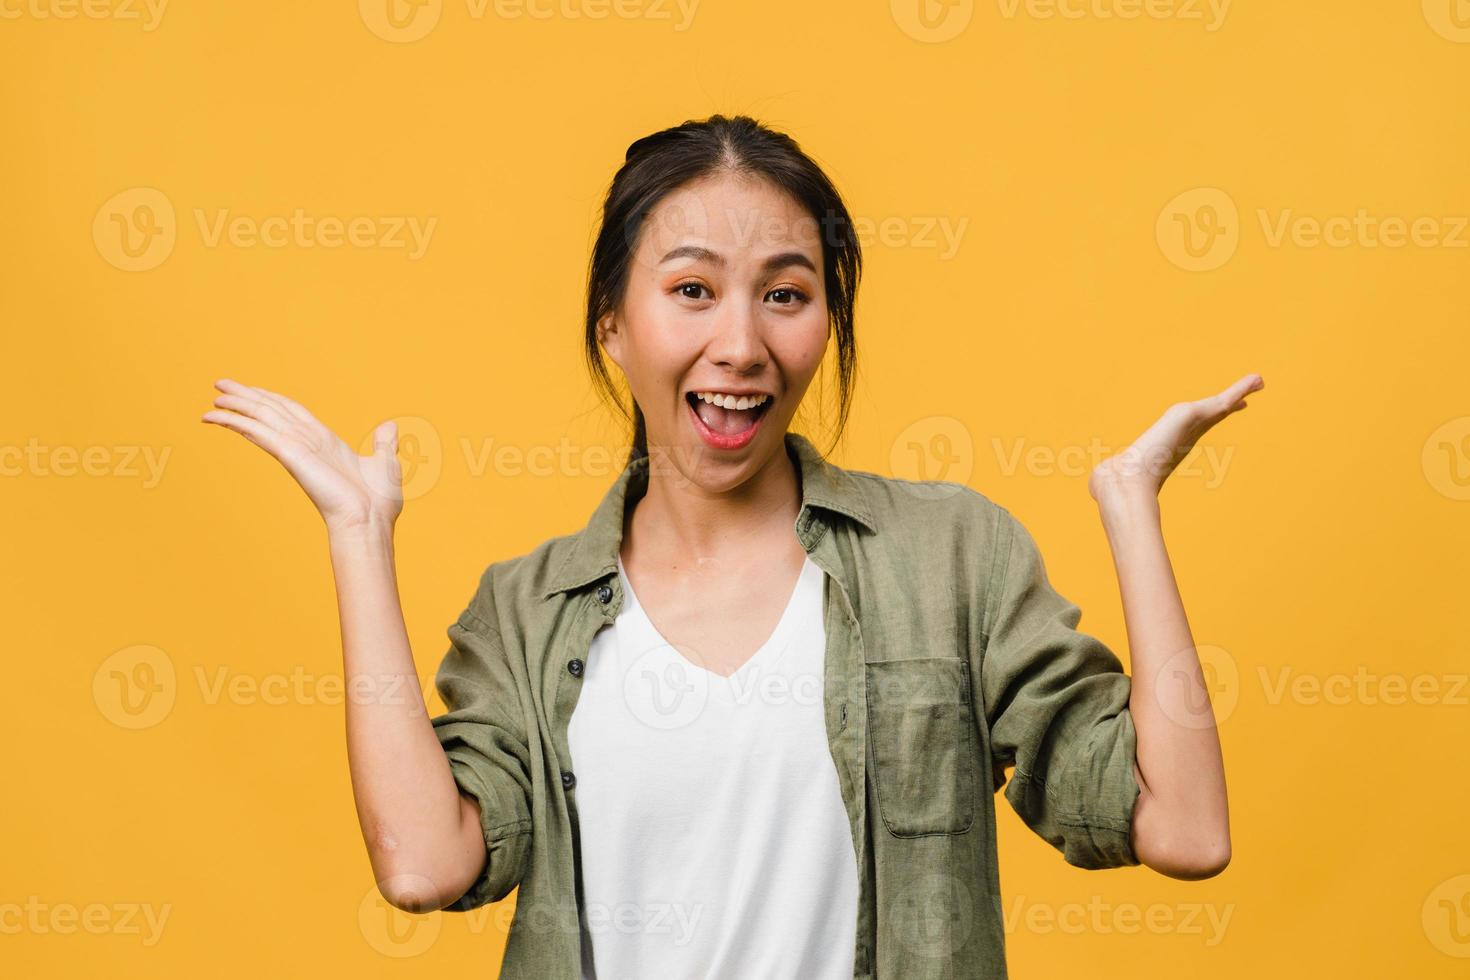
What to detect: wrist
<box><xmin>328</xmin><ymin>517</ymin><xmax>397</xmax><ymax>556</ymax></box>
<box><xmin>1094</xmin><ymin>485</ymin><xmax>1161</xmax><ymax>531</ymax></box>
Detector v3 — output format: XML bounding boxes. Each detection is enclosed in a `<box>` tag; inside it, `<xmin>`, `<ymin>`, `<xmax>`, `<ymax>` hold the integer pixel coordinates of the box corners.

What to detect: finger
<box><xmin>1202</xmin><ymin>374</ymin><xmax>1262</xmax><ymax>416</ymax></box>
<box><xmin>215</xmin><ymin>378</ymin><xmax>318</xmax><ymax>430</ymax></box>
<box><xmin>1219</xmin><ymin>373</ymin><xmax>1264</xmax><ymax>404</ymax></box>
<box><xmin>201</xmin><ymin>409</ymin><xmax>301</xmax><ymax>463</ymax></box>
<box><xmin>212</xmin><ymin>392</ymin><xmax>293</xmax><ymax>431</ymax></box>
<box><xmin>373</xmin><ymin>419</ymin><xmax>398</xmax><ymax>456</ymax></box>
<box><xmin>214</xmin><ymin>378</ymin><xmax>258</xmax><ymax>397</ymax></box>
<box><xmin>248</xmin><ymin>383</ymin><xmax>324</xmax><ymax>430</ymax></box>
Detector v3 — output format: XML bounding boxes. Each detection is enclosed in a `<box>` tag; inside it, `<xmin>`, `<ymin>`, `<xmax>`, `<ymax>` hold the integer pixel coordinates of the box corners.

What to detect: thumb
<box><xmin>373</xmin><ymin>419</ymin><xmax>398</xmax><ymax>458</ymax></box>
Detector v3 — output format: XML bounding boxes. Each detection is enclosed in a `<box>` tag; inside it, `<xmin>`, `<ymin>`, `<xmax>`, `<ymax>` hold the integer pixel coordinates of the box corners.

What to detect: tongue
<box><xmin>696</xmin><ymin>400</ymin><xmax>755</xmax><ymax>435</ymax></box>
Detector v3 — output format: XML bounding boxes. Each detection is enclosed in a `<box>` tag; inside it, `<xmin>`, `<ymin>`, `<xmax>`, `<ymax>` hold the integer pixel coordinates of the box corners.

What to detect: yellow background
<box><xmin>3</xmin><ymin>0</ymin><xmax>1468</xmax><ymax>976</ymax></box>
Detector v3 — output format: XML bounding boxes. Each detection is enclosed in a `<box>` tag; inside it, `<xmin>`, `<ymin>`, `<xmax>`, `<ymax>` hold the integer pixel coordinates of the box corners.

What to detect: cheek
<box><xmin>624</xmin><ymin>280</ymin><xmax>687</xmax><ymax>347</ymax></box>
<box><xmin>772</xmin><ymin>311</ymin><xmax>830</xmax><ymax>378</ymax></box>
<box><xmin>615</xmin><ymin>296</ymin><xmax>697</xmax><ymax>401</ymax></box>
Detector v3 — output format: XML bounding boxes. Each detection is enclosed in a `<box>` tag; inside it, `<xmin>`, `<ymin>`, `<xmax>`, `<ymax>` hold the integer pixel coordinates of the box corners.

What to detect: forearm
<box><xmin>1096</xmin><ymin>490</ymin><xmax>1231</xmax><ymax>879</ymax></box>
<box><xmin>328</xmin><ymin>523</ymin><xmax>486</xmax><ymax>909</ymax></box>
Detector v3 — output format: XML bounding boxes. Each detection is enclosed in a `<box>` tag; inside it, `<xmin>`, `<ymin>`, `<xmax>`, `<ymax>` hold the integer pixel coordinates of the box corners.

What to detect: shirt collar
<box><xmin>540</xmin><ymin>430</ymin><xmax>876</xmax><ymax>599</ymax></box>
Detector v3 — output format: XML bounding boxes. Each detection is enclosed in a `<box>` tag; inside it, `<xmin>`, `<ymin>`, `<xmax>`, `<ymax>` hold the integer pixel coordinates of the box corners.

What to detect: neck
<box><xmin>625</xmin><ymin>434</ymin><xmax>802</xmax><ymax>562</ymax></box>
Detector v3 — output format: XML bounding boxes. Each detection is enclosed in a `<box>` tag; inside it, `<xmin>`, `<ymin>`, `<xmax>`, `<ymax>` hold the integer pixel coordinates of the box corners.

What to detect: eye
<box><xmin>767</xmin><ymin>287</ymin><xmax>809</xmax><ymax>306</ymax></box>
<box><xmin>673</xmin><ymin>281</ymin><xmax>711</xmax><ymax>301</ymax></box>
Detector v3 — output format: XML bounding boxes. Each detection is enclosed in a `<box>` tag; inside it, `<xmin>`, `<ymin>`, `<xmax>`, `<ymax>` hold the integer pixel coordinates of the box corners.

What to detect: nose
<box><xmin>706</xmin><ymin>297</ymin><xmax>767</xmax><ymax>374</ymax></box>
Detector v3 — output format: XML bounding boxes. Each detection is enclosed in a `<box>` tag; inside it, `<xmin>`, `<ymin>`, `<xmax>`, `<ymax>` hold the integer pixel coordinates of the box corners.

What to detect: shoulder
<box><xmin>455</xmin><ymin>530</ymin><xmax>583</xmax><ymax>636</ymax></box>
<box><xmin>833</xmin><ymin>463</ymin><xmax>1047</xmax><ymax>610</ymax></box>
<box><xmin>828</xmin><ymin>463</ymin><xmax>1038</xmax><ymax>638</ymax></box>
<box><xmin>836</xmin><ymin>462</ymin><xmax>1016</xmax><ymax>547</ymax></box>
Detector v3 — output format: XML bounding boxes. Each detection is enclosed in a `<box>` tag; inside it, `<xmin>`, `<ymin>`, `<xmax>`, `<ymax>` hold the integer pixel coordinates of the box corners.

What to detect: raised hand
<box><xmin>1088</xmin><ymin>373</ymin><xmax>1265</xmax><ymax>503</ymax></box>
<box><xmin>201</xmin><ymin>378</ymin><xmax>404</xmax><ymax>534</ymax></box>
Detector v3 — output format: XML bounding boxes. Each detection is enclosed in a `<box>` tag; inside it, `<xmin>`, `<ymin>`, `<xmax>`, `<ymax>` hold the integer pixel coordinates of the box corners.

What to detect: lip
<box><xmin>685</xmin><ymin>391</ymin><xmax>773</xmax><ymax>452</ymax></box>
<box><xmin>685</xmin><ymin>388</ymin><xmax>774</xmax><ymax>399</ymax></box>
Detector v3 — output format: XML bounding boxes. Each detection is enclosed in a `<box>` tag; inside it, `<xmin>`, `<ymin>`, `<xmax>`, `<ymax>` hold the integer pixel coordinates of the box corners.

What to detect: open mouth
<box><xmin>685</xmin><ymin>390</ymin><xmax>775</xmax><ymax>448</ymax></box>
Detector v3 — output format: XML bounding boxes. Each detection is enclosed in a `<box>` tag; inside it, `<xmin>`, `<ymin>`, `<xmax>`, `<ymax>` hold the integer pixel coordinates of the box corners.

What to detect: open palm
<box><xmin>201</xmin><ymin>378</ymin><xmax>404</xmax><ymax>533</ymax></box>
<box><xmin>1089</xmin><ymin>373</ymin><xmax>1265</xmax><ymax>502</ymax></box>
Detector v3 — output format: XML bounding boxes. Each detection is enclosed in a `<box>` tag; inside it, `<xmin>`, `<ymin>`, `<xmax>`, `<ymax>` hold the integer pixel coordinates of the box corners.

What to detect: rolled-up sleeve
<box><xmin>980</xmin><ymin>506</ymin><xmax>1141</xmax><ymax>870</ymax></box>
<box><xmin>430</xmin><ymin>588</ymin><xmax>534</xmax><ymax>910</ymax></box>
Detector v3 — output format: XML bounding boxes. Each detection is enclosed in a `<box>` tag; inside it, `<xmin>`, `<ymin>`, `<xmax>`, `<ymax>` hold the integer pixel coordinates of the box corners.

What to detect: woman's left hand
<box><xmin>1088</xmin><ymin>373</ymin><xmax>1265</xmax><ymax>503</ymax></box>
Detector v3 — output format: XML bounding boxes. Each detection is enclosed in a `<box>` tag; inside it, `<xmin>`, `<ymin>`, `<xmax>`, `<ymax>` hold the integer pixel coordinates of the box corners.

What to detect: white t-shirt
<box><xmin>566</xmin><ymin>553</ymin><xmax>859</xmax><ymax>980</ymax></box>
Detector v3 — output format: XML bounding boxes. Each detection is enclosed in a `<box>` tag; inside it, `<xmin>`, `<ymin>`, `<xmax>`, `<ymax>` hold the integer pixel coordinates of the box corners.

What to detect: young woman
<box><xmin>202</xmin><ymin>114</ymin><xmax>1253</xmax><ymax>979</ymax></box>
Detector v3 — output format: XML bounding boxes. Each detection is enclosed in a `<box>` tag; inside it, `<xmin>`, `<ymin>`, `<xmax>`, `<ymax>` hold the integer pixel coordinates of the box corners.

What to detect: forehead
<box><xmin>638</xmin><ymin>172</ymin><xmax>822</xmax><ymax>260</ymax></box>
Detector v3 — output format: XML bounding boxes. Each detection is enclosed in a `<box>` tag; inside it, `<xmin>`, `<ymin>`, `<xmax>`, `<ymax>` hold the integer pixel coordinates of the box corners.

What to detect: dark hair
<box><xmin>582</xmin><ymin>114</ymin><xmax>862</xmax><ymax>469</ymax></box>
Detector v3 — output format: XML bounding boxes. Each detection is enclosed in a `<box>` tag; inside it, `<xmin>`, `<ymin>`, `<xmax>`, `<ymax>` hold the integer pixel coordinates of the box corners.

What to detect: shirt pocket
<box><xmin>865</xmin><ymin>656</ymin><xmax>979</xmax><ymax>837</ymax></box>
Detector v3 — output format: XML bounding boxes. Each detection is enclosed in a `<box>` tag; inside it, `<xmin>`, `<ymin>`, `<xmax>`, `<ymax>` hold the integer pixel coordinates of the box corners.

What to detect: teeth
<box><xmin>694</xmin><ymin>391</ymin><xmax>770</xmax><ymax>411</ymax></box>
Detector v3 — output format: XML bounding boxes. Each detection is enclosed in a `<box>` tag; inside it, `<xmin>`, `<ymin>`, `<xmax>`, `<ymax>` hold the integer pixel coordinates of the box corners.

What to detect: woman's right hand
<box><xmin>201</xmin><ymin>378</ymin><xmax>404</xmax><ymax>534</ymax></box>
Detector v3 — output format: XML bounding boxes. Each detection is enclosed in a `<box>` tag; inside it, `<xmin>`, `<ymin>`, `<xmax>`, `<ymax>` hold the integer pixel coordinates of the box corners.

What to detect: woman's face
<box><xmin>599</xmin><ymin>172</ymin><xmax>830</xmax><ymax>491</ymax></box>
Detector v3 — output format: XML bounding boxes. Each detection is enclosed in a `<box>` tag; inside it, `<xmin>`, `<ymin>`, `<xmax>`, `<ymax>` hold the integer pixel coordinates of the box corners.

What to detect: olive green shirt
<box><xmin>430</xmin><ymin>430</ymin><xmax>1141</xmax><ymax>978</ymax></box>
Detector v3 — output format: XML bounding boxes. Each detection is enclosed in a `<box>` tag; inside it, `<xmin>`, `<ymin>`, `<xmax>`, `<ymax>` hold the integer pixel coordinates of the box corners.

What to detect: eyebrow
<box><xmin>658</xmin><ymin>245</ymin><xmax>818</xmax><ymax>276</ymax></box>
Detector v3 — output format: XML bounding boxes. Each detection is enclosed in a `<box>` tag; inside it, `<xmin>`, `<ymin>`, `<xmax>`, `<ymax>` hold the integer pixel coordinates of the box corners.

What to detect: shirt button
<box><xmin>561</xmin><ymin>770</ymin><xmax>576</xmax><ymax>790</ymax></box>
<box><xmin>567</xmin><ymin>658</ymin><xmax>584</xmax><ymax>677</ymax></box>
<box><xmin>596</xmin><ymin>585</ymin><xmax>612</xmax><ymax>604</ymax></box>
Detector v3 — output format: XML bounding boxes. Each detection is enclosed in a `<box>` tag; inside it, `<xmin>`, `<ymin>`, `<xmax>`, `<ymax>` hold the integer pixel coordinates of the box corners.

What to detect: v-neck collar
<box><xmin>615</xmin><ymin>552</ymin><xmax>818</xmax><ymax>685</ymax></box>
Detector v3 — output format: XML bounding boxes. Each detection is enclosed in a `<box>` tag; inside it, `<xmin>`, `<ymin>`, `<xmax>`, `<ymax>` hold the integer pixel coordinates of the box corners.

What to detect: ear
<box><xmin>597</xmin><ymin>310</ymin><xmax>624</xmax><ymax>368</ymax></box>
